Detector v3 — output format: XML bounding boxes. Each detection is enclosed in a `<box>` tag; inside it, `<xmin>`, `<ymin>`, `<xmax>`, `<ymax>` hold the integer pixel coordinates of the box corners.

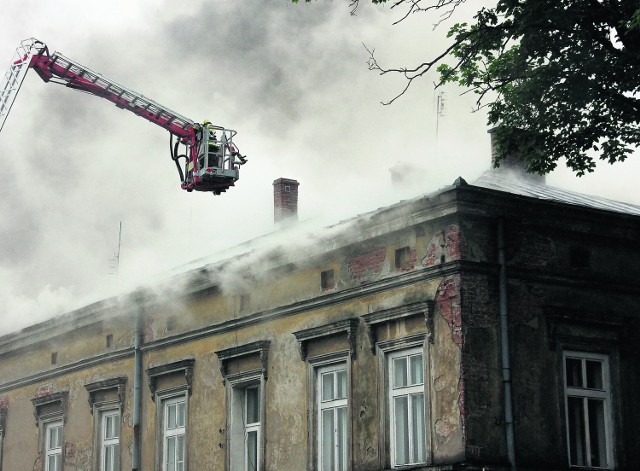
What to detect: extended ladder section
<box><xmin>0</xmin><ymin>39</ymin><xmax>44</xmax><ymax>132</ymax></box>
<box><xmin>31</xmin><ymin>51</ymin><xmax>196</xmax><ymax>138</ymax></box>
<box><xmin>0</xmin><ymin>38</ymin><xmax>246</xmax><ymax>194</ymax></box>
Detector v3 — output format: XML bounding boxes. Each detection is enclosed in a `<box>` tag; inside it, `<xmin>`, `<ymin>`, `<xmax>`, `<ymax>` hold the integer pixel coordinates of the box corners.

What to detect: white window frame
<box><xmin>243</xmin><ymin>385</ymin><xmax>261</xmax><ymax>471</ymax></box>
<box><xmin>228</xmin><ymin>377</ymin><xmax>263</xmax><ymax>471</ymax></box>
<box><xmin>563</xmin><ymin>350</ymin><xmax>614</xmax><ymax>469</ymax></box>
<box><xmin>387</xmin><ymin>346</ymin><xmax>427</xmax><ymax>468</ymax></box>
<box><xmin>44</xmin><ymin>419</ymin><xmax>64</xmax><ymax>471</ymax></box>
<box><xmin>317</xmin><ymin>362</ymin><xmax>348</xmax><ymax>471</ymax></box>
<box><xmin>100</xmin><ymin>409</ymin><xmax>120</xmax><ymax>471</ymax></box>
<box><xmin>162</xmin><ymin>395</ymin><xmax>187</xmax><ymax>471</ymax></box>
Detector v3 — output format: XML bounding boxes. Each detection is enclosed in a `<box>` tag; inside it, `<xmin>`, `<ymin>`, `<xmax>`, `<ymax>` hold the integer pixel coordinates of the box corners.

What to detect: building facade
<box><xmin>0</xmin><ymin>171</ymin><xmax>638</xmax><ymax>471</ymax></box>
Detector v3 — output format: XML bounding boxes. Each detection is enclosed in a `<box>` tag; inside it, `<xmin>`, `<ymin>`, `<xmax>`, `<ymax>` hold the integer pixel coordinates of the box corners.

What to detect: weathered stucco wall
<box><xmin>1</xmin><ymin>184</ymin><xmax>639</xmax><ymax>471</ymax></box>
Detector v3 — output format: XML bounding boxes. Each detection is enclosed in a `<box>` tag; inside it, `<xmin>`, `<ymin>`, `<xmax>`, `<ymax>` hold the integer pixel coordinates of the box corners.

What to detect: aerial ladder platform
<box><xmin>0</xmin><ymin>38</ymin><xmax>246</xmax><ymax>194</ymax></box>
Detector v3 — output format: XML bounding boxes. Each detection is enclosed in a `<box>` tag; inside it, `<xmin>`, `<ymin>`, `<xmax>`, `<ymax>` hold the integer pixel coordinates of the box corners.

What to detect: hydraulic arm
<box><xmin>0</xmin><ymin>38</ymin><xmax>246</xmax><ymax>194</ymax></box>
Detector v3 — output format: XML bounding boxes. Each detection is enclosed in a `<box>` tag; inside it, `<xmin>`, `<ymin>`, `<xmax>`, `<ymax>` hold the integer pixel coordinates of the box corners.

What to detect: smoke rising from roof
<box><xmin>0</xmin><ymin>0</ymin><xmax>639</xmax><ymax>335</ymax></box>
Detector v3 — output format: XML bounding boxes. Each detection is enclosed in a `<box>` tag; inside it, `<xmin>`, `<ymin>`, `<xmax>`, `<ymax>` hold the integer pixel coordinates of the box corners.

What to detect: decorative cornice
<box><xmin>0</xmin><ymin>347</ymin><xmax>133</xmax><ymax>393</ymax></box>
<box><xmin>142</xmin><ymin>263</ymin><xmax>468</xmax><ymax>353</ymax></box>
<box><xmin>293</xmin><ymin>318</ymin><xmax>359</xmax><ymax>361</ymax></box>
<box><xmin>215</xmin><ymin>341</ymin><xmax>271</xmax><ymax>382</ymax></box>
<box><xmin>362</xmin><ymin>301</ymin><xmax>435</xmax><ymax>354</ymax></box>
<box><xmin>147</xmin><ymin>359</ymin><xmax>195</xmax><ymax>401</ymax></box>
<box><xmin>544</xmin><ymin>306</ymin><xmax>627</xmax><ymax>351</ymax></box>
<box><xmin>31</xmin><ymin>391</ymin><xmax>69</xmax><ymax>425</ymax></box>
<box><xmin>84</xmin><ymin>377</ymin><xmax>127</xmax><ymax>413</ymax></box>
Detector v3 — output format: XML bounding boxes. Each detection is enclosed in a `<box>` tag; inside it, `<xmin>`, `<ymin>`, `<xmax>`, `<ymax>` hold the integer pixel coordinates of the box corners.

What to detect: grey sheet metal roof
<box><xmin>473</xmin><ymin>170</ymin><xmax>640</xmax><ymax>217</ymax></box>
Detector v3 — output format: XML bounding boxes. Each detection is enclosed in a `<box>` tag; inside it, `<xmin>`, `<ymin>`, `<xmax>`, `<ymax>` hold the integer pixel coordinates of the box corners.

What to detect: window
<box><xmin>394</xmin><ymin>246</ymin><xmax>413</xmax><ymax>270</ymax></box>
<box><xmin>32</xmin><ymin>391</ymin><xmax>68</xmax><ymax>471</ymax></box>
<box><xmin>388</xmin><ymin>348</ymin><xmax>426</xmax><ymax>467</ymax></box>
<box><xmin>163</xmin><ymin>396</ymin><xmax>186</xmax><ymax>471</ymax></box>
<box><xmin>292</xmin><ymin>322</ymin><xmax>356</xmax><ymax>471</ymax></box>
<box><xmin>85</xmin><ymin>377</ymin><xmax>127</xmax><ymax>471</ymax></box>
<box><xmin>240</xmin><ymin>294</ymin><xmax>251</xmax><ymax>313</ymax></box>
<box><xmin>569</xmin><ymin>247</ymin><xmax>591</xmax><ymax>270</ymax></box>
<box><xmin>321</xmin><ymin>270</ymin><xmax>335</xmax><ymax>291</ymax></box>
<box><xmin>44</xmin><ymin>420</ymin><xmax>63</xmax><ymax>471</ymax></box>
<box><xmin>147</xmin><ymin>360</ymin><xmax>193</xmax><ymax>471</ymax></box>
<box><xmin>230</xmin><ymin>383</ymin><xmax>262</xmax><ymax>471</ymax></box>
<box><xmin>363</xmin><ymin>305</ymin><xmax>431</xmax><ymax>468</ymax></box>
<box><xmin>216</xmin><ymin>341</ymin><xmax>269</xmax><ymax>471</ymax></box>
<box><xmin>100</xmin><ymin>410</ymin><xmax>120</xmax><ymax>471</ymax></box>
<box><xmin>244</xmin><ymin>386</ymin><xmax>261</xmax><ymax>471</ymax></box>
<box><xmin>563</xmin><ymin>351</ymin><xmax>613</xmax><ymax>469</ymax></box>
<box><xmin>318</xmin><ymin>364</ymin><xmax>348</xmax><ymax>471</ymax></box>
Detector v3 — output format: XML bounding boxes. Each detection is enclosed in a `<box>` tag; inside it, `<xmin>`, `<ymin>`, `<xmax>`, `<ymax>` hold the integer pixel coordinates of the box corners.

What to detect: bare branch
<box><xmin>387</xmin><ymin>0</ymin><xmax>467</xmax><ymax>26</ymax></box>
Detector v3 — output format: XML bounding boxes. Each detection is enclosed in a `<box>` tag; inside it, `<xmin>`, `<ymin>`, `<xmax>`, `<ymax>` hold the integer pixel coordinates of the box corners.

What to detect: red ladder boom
<box><xmin>0</xmin><ymin>38</ymin><xmax>246</xmax><ymax>194</ymax></box>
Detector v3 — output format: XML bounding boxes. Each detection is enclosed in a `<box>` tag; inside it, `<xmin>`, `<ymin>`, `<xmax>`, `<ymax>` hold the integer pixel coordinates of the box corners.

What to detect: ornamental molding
<box><xmin>84</xmin><ymin>376</ymin><xmax>127</xmax><ymax>413</ymax></box>
<box><xmin>31</xmin><ymin>391</ymin><xmax>69</xmax><ymax>425</ymax></box>
<box><xmin>215</xmin><ymin>340</ymin><xmax>270</xmax><ymax>381</ymax></box>
<box><xmin>362</xmin><ymin>300</ymin><xmax>435</xmax><ymax>354</ymax></box>
<box><xmin>292</xmin><ymin>318</ymin><xmax>359</xmax><ymax>361</ymax></box>
<box><xmin>147</xmin><ymin>359</ymin><xmax>195</xmax><ymax>401</ymax></box>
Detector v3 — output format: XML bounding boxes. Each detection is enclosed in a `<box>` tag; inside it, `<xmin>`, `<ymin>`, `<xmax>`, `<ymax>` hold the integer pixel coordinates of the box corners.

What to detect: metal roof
<box><xmin>473</xmin><ymin>170</ymin><xmax>640</xmax><ymax>217</ymax></box>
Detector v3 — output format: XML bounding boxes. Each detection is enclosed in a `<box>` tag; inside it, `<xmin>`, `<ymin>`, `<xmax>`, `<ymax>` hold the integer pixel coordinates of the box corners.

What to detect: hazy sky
<box><xmin>1</xmin><ymin>0</ymin><xmax>639</xmax><ymax>333</ymax></box>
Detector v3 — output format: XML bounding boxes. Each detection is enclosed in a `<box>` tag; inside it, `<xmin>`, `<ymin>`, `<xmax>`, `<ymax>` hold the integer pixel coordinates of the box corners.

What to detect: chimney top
<box><xmin>488</xmin><ymin>128</ymin><xmax>546</xmax><ymax>184</ymax></box>
<box><xmin>273</xmin><ymin>178</ymin><xmax>299</xmax><ymax>224</ymax></box>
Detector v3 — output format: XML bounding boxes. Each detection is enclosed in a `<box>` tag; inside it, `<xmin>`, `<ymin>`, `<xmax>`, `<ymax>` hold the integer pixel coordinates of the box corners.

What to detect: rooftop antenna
<box><xmin>435</xmin><ymin>90</ymin><xmax>446</xmax><ymax>158</ymax></box>
<box><xmin>108</xmin><ymin>222</ymin><xmax>123</xmax><ymax>278</ymax></box>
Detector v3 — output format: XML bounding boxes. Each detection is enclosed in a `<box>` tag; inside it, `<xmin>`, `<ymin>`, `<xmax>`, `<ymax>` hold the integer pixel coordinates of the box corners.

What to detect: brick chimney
<box><xmin>488</xmin><ymin>128</ymin><xmax>546</xmax><ymax>184</ymax></box>
<box><xmin>273</xmin><ymin>178</ymin><xmax>299</xmax><ymax>224</ymax></box>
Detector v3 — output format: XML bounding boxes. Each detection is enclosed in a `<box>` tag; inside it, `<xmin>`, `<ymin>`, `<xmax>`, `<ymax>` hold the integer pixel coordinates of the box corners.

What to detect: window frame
<box><xmin>32</xmin><ymin>391</ymin><xmax>68</xmax><ymax>471</ymax></box>
<box><xmin>99</xmin><ymin>409</ymin><xmax>121</xmax><ymax>471</ymax></box>
<box><xmin>315</xmin><ymin>360</ymin><xmax>349</xmax><ymax>471</ymax></box>
<box><xmin>160</xmin><ymin>393</ymin><xmax>187</xmax><ymax>471</ymax></box>
<box><xmin>44</xmin><ymin>419</ymin><xmax>64</xmax><ymax>471</ymax></box>
<box><xmin>562</xmin><ymin>350</ymin><xmax>614</xmax><ymax>469</ymax></box>
<box><xmin>375</xmin><ymin>334</ymin><xmax>430</xmax><ymax>469</ymax></box>
<box><xmin>85</xmin><ymin>376</ymin><xmax>126</xmax><ymax>471</ymax></box>
<box><xmin>226</xmin><ymin>370</ymin><xmax>265</xmax><ymax>471</ymax></box>
<box><xmin>387</xmin><ymin>347</ymin><xmax>426</xmax><ymax>468</ymax></box>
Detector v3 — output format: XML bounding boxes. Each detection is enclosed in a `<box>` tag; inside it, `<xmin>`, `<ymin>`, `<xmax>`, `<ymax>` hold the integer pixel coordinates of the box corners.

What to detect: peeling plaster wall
<box><xmin>0</xmin><ymin>357</ymin><xmax>135</xmax><ymax>471</ymax></box>
<box><xmin>1</xmin><ymin>184</ymin><xmax>639</xmax><ymax>471</ymax></box>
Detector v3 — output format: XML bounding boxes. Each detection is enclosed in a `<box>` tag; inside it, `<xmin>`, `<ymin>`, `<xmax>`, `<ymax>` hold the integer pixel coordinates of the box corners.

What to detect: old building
<box><xmin>0</xmin><ymin>159</ymin><xmax>639</xmax><ymax>471</ymax></box>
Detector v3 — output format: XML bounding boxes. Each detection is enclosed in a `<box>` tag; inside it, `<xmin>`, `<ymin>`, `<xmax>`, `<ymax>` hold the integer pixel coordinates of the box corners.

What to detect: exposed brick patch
<box><xmin>436</xmin><ymin>274</ymin><xmax>463</xmax><ymax>348</ymax></box>
<box><xmin>424</xmin><ymin>241</ymin><xmax>439</xmax><ymax>266</ymax></box>
<box><xmin>458</xmin><ymin>369</ymin><xmax>466</xmax><ymax>433</ymax></box>
<box><xmin>511</xmin><ymin>230</ymin><xmax>556</xmax><ymax>268</ymax></box>
<box><xmin>445</xmin><ymin>225</ymin><xmax>466</xmax><ymax>260</ymax></box>
<box><xmin>65</xmin><ymin>442</ymin><xmax>76</xmax><ymax>460</ymax></box>
<box><xmin>396</xmin><ymin>247</ymin><xmax>417</xmax><ymax>272</ymax></box>
<box><xmin>346</xmin><ymin>248</ymin><xmax>386</xmax><ymax>284</ymax></box>
<box><xmin>0</xmin><ymin>395</ymin><xmax>8</xmax><ymax>408</ymax></box>
<box><xmin>461</xmin><ymin>274</ymin><xmax>497</xmax><ymax>328</ymax></box>
<box><xmin>422</xmin><ymin>225</ymin><xmax>467</xmax><ymax>267</ymax></box>
<box><xmin>34</xmin><ymin>384</ymin><xmax>55</xmax><ymax>398</ymax></box>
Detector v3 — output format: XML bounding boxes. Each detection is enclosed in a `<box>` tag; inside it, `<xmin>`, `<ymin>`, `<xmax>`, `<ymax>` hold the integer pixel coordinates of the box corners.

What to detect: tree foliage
<box><xmin>304</xmin><ymin>0</ymin><xmax>640</xmax><ymax>175</ymax></box>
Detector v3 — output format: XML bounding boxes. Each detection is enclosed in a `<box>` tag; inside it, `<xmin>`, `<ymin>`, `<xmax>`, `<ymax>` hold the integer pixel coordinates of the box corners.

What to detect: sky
<box><xmin>1</xmin><ymin>0</ymin><xmax>639</xmax><ymax>334</ymax></box>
